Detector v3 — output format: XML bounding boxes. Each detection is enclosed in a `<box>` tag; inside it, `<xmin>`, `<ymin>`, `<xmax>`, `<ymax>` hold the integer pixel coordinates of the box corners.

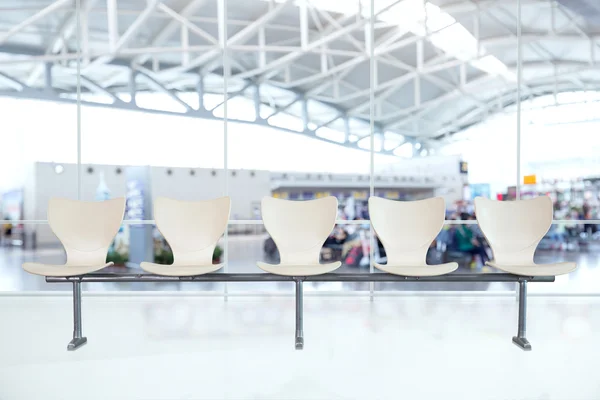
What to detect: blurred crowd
<box><xmin>264</xmin><ymin>198</ymin><xmax>600</xmax><ymax>268</ymax></box>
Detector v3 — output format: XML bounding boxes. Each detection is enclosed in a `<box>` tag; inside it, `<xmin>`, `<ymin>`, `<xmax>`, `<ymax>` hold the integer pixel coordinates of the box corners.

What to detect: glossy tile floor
<box><xmin>0</xmin><ymin>295</ymin><xmax>598</xmax><ymax>399</ymax></box>
<box><xmin>1</xmin><ymin>234</ymin><xmax>599</xmax><ymax>293</ymax></box>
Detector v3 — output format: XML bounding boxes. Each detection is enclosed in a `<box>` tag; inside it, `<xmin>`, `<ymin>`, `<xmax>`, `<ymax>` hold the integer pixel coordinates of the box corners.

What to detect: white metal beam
<box><xmin>317</xmin><ymin>8</ymin><xmax>365</xmax><ymax>52</ymax></box>
<box><xmin>106</xmin><ymin>0</ymin><xmax>119</xmax><ymax>51</ymax></box>
<box><xmin>323</xmin><ymin>57</ymin><xmax>463</xmax><ymax>107</ymax></box>
<box><xmin>96</xmin><ymin>0</ymin><xmax>161</xmax><ymax>64</ymax></box>
<box><xmin>158</xmin><ymin>3</ymin><xmax>218</xmax><ymax>46</ymax></box>
<box><xmin>136</xmin><ymin>70</ymin><xmax>193</xmax><ymax>112</ymax></box>
<box><xmin>81</xmin><ymin>0</ymin><xmax>210</xmax><ymax>77</ymax></box>
<box><xmin>0</xmin><ymin>0</ymin><xmax>72</xmax><ymax>45</ymax></box>
<box><xmin>430</xmin><ymin>82</ymin><xmax>595</xmax><ymax>139</ymax></box>
<box><xmin>232</xmin><ymin>14</ymin><xmax>367</xmax><ymax>81</ymax></box>
<box><xmin>440</xmin><ymin>0</ymin><xmax>548</xmax><ymax>15</ymax></box>
<box><xmin>137</xmin><ymin>0</ymin><xmax>211</xmax><ymax>67</ymax></box>
<box><xmin>481</xmin><ymin>33</ymin><xmax>599</xmax><ymax>48</ymax></box>
<box><xmin>181</xmin><ymin>25</ymin><xmax>190</xmax><ymax>66</ymax></box>
<box><xmin>81</xmin><ymin>1</ymin><xmax>161</xmax><ymax>73</ymax></box>
<box><xmin>0</xmin><ymin>72</ymin><xmax>26</xmax><ymax>91</ymax></box>
<box><xmin>381</xmin><ymin>75</ymin><xmax>497</xmax><ymax>128</ymax></box>
<box><xmin>299</xmin><ymin>0</ymin><xmax>309</xmax><ymax>50</ymax></box>
<box><xmin>374</xmin><ymin>28</ymin><xmax>411</xmax><ymax>53</ymax></box>
<box><xmin>79</xmin><ymin>74</ymin><xmax>123</xmax><ymax>103</ymax></box>
<box><xmin>279</xmin><ymin>56</ymin><xmax>367</xmax><ymax>89</ymax></box>
<box><xmin>25</xmin><ymin>0</ymin><xmax>100</xmax><ymax>86</ymax></box>
<box><xmin>159</xmin><ymin>0</ymin><xmax>293</xmax><ymax>77</ymax></box>
<box><xmin>258</xmin><ymin>27</ymin><xmax>267</xmax><ymax>68</ymax></box>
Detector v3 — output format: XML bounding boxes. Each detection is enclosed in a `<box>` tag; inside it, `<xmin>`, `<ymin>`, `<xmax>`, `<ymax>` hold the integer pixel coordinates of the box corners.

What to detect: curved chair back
<box><xmin>154</xmin><ymin>197</ymin><xmax>231</xmax><ymax>265</ymax></box>
<box><xmin>261</xmin><ymin>196</ymin><xmax>338</xmax><ymax>265</ymax></box>
<box><xmin>369</xmin><ymin>196</ymin><xmax>445</xmax><ymax>266</ymax></box>
<box><xmin>48</xmin><ymin>197</ymin><xmax>125</xmax><ymax>266</ymax></box>
<box><xmin>474</xmin><ymin>196</ymin><xmax>552</xmax><ymax>266</ymax></box>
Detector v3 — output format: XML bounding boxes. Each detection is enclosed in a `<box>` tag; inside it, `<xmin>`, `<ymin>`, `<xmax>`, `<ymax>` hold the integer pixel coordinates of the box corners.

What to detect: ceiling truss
<box><xmin>0</xmin><ymin>0</ymin><xmax>599</xmax><ymax>155</ymax></box>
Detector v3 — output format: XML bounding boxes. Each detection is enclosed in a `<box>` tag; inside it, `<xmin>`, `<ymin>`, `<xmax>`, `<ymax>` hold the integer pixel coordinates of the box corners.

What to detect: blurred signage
<box><xmin>385</xmin><ymin>191</ymin><xmax>400</xmax><ymax>199</ymax></box>
<box><xmin>315</xmin><ymin>191</ymin><xmax>331</xmax><ymax>198</ymax></box>
<box><xmin>352</xmin><ymin>190</ymin><xmax>368</xmax><ymax>200</ymax></box>
<box><xmin>302</xmin><ymin>191</ymin><xmax>314</xmax><ymax>200</ymax></box>
<box><xmin>459</xmin><ymin>161</ymin><xmax>469</xmax><ymax>174</ymax></box>
<box><xmin>272</xmin><ymin>192</ymin><xmax>288</xmax><ymax>199</ymax></box>
<box><xmin>524</xmin><ymin>174</ymin><xmax>537</xmax><ymax>185</ymax></box>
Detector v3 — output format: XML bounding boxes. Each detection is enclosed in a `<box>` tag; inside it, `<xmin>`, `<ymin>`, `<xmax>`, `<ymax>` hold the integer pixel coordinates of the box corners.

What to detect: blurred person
<box><xmin>583</xmin><ymin>205</ymin><xmax>597</xmax><ymax>236</ymax></box>
<box><xmin>550</xmin><ymin>207</ymin><xmax>568</xmax><ymax>250</ymax></box>
<box><xmin>324</xmin><ymin>226</ymin><xmax>348</xmax><ymax>247</ymax></box>
<box><xmin>468</xmin><ymin>214</ymin><xmax>482</xmax><ymax>237</ymax></box>
<box><xmin>322</xmin><ymin>226</ymin><xmax>348</xmax><ymax>262</ymax></box>
<box><xmin>2</xmin><ymin>217</ymin><xmax>12</xmax><ymax>246</ymax></box>
<box><xmin>341</xmin><ymin>217</ymin><xmax>371</xmax><ymax>267</ymax></box>
<box><xmin>455</xmin><ymin>212</ymin><xmax>489</xmax><ymax>268</ymax></box>
<box><xmin>565</xmin><ymin>210</ymin><xmax>579</xmax><ymax>239</ymax></box>
<box><xmin>550</xmin><ymin>225</ymin><xmax>567</xmax><ymax>250</ymax></box>
<box><xmin>582</xmin><ymin>202</ymin><xmax>590</xmax><ymax>221</ymax></box>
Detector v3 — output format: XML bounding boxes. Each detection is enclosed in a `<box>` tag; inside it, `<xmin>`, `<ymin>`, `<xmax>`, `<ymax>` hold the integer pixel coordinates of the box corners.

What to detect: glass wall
<box><xmin>0</xmin><ymin>0</ymin><xmax>598</xmax><ymax>294</ymax></box>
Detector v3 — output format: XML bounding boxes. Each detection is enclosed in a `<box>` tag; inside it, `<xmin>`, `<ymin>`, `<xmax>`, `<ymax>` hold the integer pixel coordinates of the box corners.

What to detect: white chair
<box><xmin>140</xmin><ymin>196</ymin><xmax>230</xmax><ymax>276</ymax></box>
<box><xmin>22</xmin><ymin>197</ymin><xmax>126</xmax><ymax>276</ymax></box>
<box><xmin>475</xmin><ymin>196</ymin><xmax>576</xmax><ymax>276</ymax></box>
<box><xmin>257</xmin><ymin>196</ymin><xmax>342</xmax><ymax>276</ymax></box>
<box><xmin>369</xmin><ymin>196</ymin><xmax>458</xmax><ymax>276</ymax></box>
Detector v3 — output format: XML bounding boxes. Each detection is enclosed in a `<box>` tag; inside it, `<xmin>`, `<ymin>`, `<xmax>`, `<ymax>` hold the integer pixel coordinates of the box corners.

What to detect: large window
<box><xmin>0</xmin><ymin>0</ymin><xmax>598</xmax><ymax>294</ymax></box>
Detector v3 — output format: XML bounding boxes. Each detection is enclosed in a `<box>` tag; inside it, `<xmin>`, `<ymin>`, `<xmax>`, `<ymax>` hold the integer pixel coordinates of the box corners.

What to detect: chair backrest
<box><xmin>261</xmin><ymin>196</ymin><xmax>338</xmax><ymax>265</ymax></box>
<box><xmin>474</xmin><ymin>196</ymin><xmax>552</xmax><ymax>265</ymax></box>
<box><xmin>48</xmin><ymin>197</ymin><xmax>125</xmax><ymax>266</ymax></box>
<box><xmin>154</xmin><ymin>196</ymin><xmax>231</xmax><ymax>265</ymax></box>
<box><xmin>369</xmin><ymin>196</ymin><xmax>445</xmax><ymax>266</ymax></box>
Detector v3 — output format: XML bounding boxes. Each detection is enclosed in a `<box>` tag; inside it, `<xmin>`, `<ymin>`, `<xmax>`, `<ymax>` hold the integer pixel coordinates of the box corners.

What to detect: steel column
<box><xmin>253</xmin><ymin>84</ymin><xmax>261</xmax><ymax>120</ymax></box>
<box><xmin>44</xmin><ymin>62</ymin><xmax>53</xmax><ymax>92</ymax></box>
<box><xmin>67</xmin><ymin>281</ymin><xmax>87</xmax><ymax>351</ymax></box>
<box><xmin>512</xmin><ymin>280</ymin><xmax>531</xmax><ymax>351</ymax></box>
<box><xmin>301</xmin><ymin>97</ymin><xmax>309</xmax><ymax>130</ymax></box>
<box><xmin>129</xmin><ymin>69</ymin><xmax>137</xmax><ymax>105</ymax></box>
<box><xmin>295</xmin><ymin>278</ymin><xmax>304</xmax><ymax>350</ymax></box>
<box><xmin>197</xmin><ymin>74</ymin><xmax>205</xmax><ymax>110</ymax></box>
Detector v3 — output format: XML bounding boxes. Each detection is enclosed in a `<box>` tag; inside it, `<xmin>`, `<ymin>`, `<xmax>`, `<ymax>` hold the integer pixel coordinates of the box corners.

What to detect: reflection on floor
<box><xmin>0</xmin><ymin>234</ymin><xmax>599</xmax><ymax>293</ymax></box>
<box><xmin>0</xmin><ymin>295</ymin><xmax>599</xmax><ymax>400</ymax></box>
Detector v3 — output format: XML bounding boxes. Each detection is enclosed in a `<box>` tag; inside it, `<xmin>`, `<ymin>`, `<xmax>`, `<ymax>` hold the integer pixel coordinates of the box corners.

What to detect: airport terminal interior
<box><xmin>0</xmin><ymin>0</ymin><xmax>600</xmax><ymax>398</ymax></box>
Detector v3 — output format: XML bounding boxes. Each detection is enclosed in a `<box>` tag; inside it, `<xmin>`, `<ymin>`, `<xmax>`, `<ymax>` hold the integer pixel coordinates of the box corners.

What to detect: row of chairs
<box><xmin>23</xmin><ymin>195</ymin><xmax>577</xmax><ymax>278</ymax></box>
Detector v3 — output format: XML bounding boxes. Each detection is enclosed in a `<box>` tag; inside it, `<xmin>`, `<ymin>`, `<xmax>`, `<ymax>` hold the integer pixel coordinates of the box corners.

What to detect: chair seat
<box><xmin>140</xmin><ymin>262</ymin><xmax>224</xmax><ymax>276</ymax></box>
<box><xmin>486</xmin><ymin>261</ymin><xmax>576</xmax><ymax>276</ymax></box>
<box><xmin>374</xmin><ymin>262</ymin><xmax>458</xmax><ymax>276</ymax></box>
<box><xmin>22</xmin><ymin>262</ymin><xmax>113</xmax><ymax>277</ymax></box>
<box><xmin>256</xmin><ymin>261</ymin><xmax>342</xmax><ymax>276</ymax></box>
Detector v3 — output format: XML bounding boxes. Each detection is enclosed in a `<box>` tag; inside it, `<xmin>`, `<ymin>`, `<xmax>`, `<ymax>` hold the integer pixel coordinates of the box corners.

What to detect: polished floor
<box><xmin>1</xmin><ymin>234</ymin><xmax>599</xmax><ymax>293</ymax></box>
<box><xmin>0</xmin><ymin>295</ymin><xmax>598</xmax><ymax>399</ymax></box>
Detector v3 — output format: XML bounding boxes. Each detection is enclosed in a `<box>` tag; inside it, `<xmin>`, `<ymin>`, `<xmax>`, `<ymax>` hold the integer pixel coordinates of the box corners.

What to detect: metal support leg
<box><xmin>512</xmin><ymin>280</ymin><xmax>531</xmax><ymax>351</ymax></box>
<box><xmin>67</xmin><ymin>281</ymin><xmax>87</xmax><ymax>351</ymax></box>
<box><xmin>295</xmin><ymin>278</ymin><xmax>304</xmax><ymax>350</ymax></box>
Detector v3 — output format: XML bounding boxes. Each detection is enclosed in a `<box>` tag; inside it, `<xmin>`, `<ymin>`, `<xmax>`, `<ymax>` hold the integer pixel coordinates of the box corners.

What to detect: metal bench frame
<box><xmin>46</xmin><ymin>273</ymin><xmax>554</xmax><ymax>352</ymax></box>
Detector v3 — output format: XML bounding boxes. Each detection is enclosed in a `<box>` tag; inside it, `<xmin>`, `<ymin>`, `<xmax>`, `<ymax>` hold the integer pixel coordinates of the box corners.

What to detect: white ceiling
<box><xmin>0</xmin><ymin>0</ymin><xmax>599</xmax><ymax>154</ymax></box>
